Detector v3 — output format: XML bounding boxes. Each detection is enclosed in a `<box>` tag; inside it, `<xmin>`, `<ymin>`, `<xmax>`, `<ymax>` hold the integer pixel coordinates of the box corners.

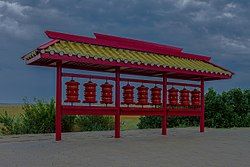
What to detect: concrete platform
<box><xmin>0</xmin><ymin>127</ymin><xmax>250</xmax><ymax>167</ymax></box>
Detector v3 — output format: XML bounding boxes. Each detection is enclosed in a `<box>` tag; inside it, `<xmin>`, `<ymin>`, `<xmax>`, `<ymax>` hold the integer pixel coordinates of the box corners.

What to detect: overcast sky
<box><xmin>0</xmin><ymin>0</ymin><xmax>249</xmax><ymax>103</ymax></box>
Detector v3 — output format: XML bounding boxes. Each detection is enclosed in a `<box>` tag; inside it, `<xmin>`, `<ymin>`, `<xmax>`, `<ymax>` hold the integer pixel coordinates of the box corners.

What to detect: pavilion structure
<box><xmin>22</xmin><ymin>31</ymin><xmax>233</xmax><ymax>141</ymax></box>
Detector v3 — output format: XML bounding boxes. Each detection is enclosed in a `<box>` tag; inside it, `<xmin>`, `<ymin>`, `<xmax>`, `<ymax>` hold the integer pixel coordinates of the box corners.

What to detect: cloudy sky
<box><xmin>0</xmin><ymin>0</ymin><xmax>249</xmax><ymax>103</ymax></box>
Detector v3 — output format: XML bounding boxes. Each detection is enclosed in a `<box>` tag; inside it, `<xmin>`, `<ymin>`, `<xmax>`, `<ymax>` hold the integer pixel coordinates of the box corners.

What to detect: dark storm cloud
<box><xmin>0</xmin><ymin>0</ymin><xmax>249</xmax><ymax>103</ymax></box>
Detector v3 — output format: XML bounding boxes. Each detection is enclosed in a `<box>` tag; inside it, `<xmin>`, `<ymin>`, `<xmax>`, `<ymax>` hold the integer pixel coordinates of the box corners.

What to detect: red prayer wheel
<box><xmin>83</xmin><ymin>81</ymin><xmax>97</xmax><ymax>103</ymax></box>
<box><xmin>122</xmin><ymin>83</ymin><xmax>135</xmax><ymax>105</ymax></box>
<box><xmin>191</xmin><ymin>89</ymin><xmax>201</xmax><ymax>106</ymax></box>
<box><xmin>180</xmin><ymin>88</ymin><xmax>190</xmax><ymax>106</ymax></box>
<box><xmin>168</xmin><ymin>87</ymin><xmax>179</xmax><ymax>106</ymax></box>
<box><xmin>100</xmin><ymin>81</ymin><xmax>113</xmax><ymax>104</ymax></box>
<box><xmin>137</xmin><ymin>84</ymin><xmax>149</xmax><ymax>105</ymax></box>
<box><xmin>151</xmin><ymin>86</ymin><xmax>162</xmax><ymax>105</ymax></box>
<box><xmin>64</xmin><ymin>79</ymin><xmax>80</xmax><ymax>103</ymax></box>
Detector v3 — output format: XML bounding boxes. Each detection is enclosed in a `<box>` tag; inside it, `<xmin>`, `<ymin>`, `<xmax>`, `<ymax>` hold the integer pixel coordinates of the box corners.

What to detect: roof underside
<box><xmin>22</xmin><ymin>31</ymin><xmax>233</xmax><ymax>81</ymax></box>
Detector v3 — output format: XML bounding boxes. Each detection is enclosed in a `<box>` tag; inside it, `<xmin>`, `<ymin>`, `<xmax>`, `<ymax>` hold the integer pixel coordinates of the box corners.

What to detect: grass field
<box><xmin>0</xmin><ymin>104</ymin><xmax>140</xmax><ymax>130</ymax></box>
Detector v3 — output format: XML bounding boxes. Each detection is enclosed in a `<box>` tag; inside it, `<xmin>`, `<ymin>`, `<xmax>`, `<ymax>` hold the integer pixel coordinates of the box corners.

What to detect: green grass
<box><xmin>0</xmin><ymin>104</ymin><xmax>139</xmax><ymax>130</ymax></box>
<box><xmin>121</xmin><ymin>116</ymin><xmax>139</xmax><ymax>130</ymax></box>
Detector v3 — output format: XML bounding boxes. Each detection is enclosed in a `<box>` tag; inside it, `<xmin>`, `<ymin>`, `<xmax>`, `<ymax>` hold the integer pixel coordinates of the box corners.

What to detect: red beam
<box><xmin>62</xmin><ymin>106</ymin><xmax>118</xmax><ymax>115</ymax></box>
<box><xmin>62</xmin><ymin>72</ymin><xmax>115</xmax><ymax>81</ymax></box>
<box><xmin>120</xmin><ymin>107</ymin><xmax>164</xmax><ymax>116</ymax></box>
<box><xmin>168</xmin><ymin>110</ymin><xmax>201</xmax><ymax>116</ymax></box>
<box><xmin>120</xmin><ymin>77</ymin><xmax>162</xmax><ymax>84</ymax></box>
<box><xmin>167</xmin><ymin>82</ymin><xmax>200</xmax><ymax>88</ymax></box>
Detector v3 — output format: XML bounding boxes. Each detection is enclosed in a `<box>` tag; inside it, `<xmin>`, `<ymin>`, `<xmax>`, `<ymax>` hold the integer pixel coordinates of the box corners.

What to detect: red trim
<box><xmin>45</xmin><ymin>30</ymin><xmax>210</xmax><ymax>61</ymax></box>
<box><xmin>25</xmin><ymin>54</ymin><xmax>41</xmax><ymax>64</ymax></box>
<box><xmin>94</xmin><ymin>32</ymin><xmax>183</xmax><ymax>56</ymax></box>
<box><xmin>41</xmin><ymin>53</ymin><xmax>231</xmax><ymax>79</ymax></box>
<box><xmin>178</xmin><ymin>52</ymin><xmax>211</xmax><ymax>61</ymax></box>
<box><xmin>205</xmin><ymin>60</ymin><xmax>234</xmax><ymax>75</ymax></box>
<box><xmin>38</xmin><ymin>39</ymin><xmax>59</xmax><ymax>50</ymax></box>
<box><xmin>94</xmin><ymin>33</ymin><xmax>182</xmax><ymax>51</ymax></box>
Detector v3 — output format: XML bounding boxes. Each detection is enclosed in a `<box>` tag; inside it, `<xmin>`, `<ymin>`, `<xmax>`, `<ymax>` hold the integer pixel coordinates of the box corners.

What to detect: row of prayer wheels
<box><xmin>168</xmin><ymin>87</ymin><xmax>201</xmax><ymax>106</ymax></box>
<box><xmin>65</xmin><ymin>79</ymin><xmax>113</xmax><ymax>104</ymax></box>
<box><xmin>122</xmin><ymin>83</ymin><xmax>162</xmax><ymax>105</ymax></box>
<box><xmin>64</xmin><ymin>79</ymin><xmax>201</xmax><ymax>106</ymax></box>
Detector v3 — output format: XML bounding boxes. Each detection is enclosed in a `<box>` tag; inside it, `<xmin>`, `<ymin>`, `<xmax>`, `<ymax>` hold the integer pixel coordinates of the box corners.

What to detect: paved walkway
<box><xmin>0</xmin><ymin>127</ymin><xmax>249</xmax><ymax>167</ymax></box>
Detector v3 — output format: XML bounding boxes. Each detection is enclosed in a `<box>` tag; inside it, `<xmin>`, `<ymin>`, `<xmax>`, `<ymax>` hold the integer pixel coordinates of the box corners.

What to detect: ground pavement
<box><xmin>0</xmin><ymin>127</ymin><xmax>249</xmax><ymax>167</ymax></box>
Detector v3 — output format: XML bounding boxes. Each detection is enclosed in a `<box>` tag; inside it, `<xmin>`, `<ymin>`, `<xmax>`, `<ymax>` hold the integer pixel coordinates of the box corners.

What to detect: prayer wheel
<box><xmin>180</xmin><ymin>88</ymin><xmax>190</xmax><ymax>106</ymax></box>
<box><xmin>122</xmin><ymin>83</ymin><xmax>135</xmax><ymax>105</ymax></box>
<box><xmin>151</xmin><ymin>86</ymin><xmax>162</xmax><ymax>105</ymax></box>
<box><xmin>83</xmin><ymin>81</ymin><xmax>97</xmax><ymax>103</ymax></box>
<box><xmin>64</xmin><ymin>79</ymin><xmax>80</xmax><ymax>103</ymax></box>
<box><xmin>137</xmin><ymin>84</ymin><xmax>149</xmax><ymax>105</ymax></box>
<box><xmin>191</xmin><ymin>89</ymin><xmax>201</xmax><ymax>106</ymax></box>
<box><xmin>100</xmin><ymin>81</ymin><xmax>113</xmax><ymax>104</ymax></box>
<box><xmin>168</xmin><ymin>87</ymin><xmax>179</xmax><ymax>106</ymax></box>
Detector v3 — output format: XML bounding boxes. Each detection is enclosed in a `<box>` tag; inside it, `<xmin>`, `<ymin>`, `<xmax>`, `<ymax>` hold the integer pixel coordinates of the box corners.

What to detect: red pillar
<box><xmin>200</xmin><ymin>78</ymin><xmax>205</xmax><ymax>132</ymax></box>
<box><xmin>162</xmin><ymin>73</ymin><xmax>167</xmax><ymax>135</ymax></box>
<box><xmin>115</xmin><ymin>67</ymin><xmax>121</xmax><ymax>138</ymax></box>
<box><xmin>55</xmin><ymin>61</ymin><xmax>62</xmax><ymax>141</ymax></box>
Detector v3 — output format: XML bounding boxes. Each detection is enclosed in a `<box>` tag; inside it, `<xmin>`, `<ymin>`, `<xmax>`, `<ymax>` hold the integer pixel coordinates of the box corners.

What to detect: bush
<box><xmin>0</xmin><ymin>99</ymin><xmax>76</xmax><ymax>135</ymax></box>
<box><xmin>0</xmin><ymin>99</ymin><xmax>115</xmax><ymax>135</ymax></box>
<box><xmin>205</xmin><ymin>88</ymin><xmax>250</xmax><ymax>128</ymax></box>
<box><xmin>138</xmin><ymin>88</ymin><xmax>250</xmax><ymax>129</ymax></box>
<box><xmin>75</xmin><ymin>116</ymin><xmax>114</xmax><ymax>131</ymax></box>
<box><xmin>0</xmin><ymin>111</ymin><xmax>24</xmax><ymax>135</ymax></box>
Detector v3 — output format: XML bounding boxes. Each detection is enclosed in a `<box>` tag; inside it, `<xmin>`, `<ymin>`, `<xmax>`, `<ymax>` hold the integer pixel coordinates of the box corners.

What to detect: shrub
<box><xmin>22</xmin><ymin>99</ymin><xmax>76</xmax><ymax>133</ymax></box>
<box><xmin>75</xmin><ymin>116</ymin><xmax>114</xmax><ymax>131</ymax></box>
<box><xmin>21</xmin><ymin>99</ymin><xmax>56</xmax><ymax>134</ymax></box>
<box><xmin>0</xmin><ymin>99</ymin><xmax>115</xmax><ymax>135</ymax></box>
<box><xmin>0</xmin><ymin>111</ymin><xmax>24</xmax><ymax>135</ymax></box>
<box><xmin>0</xmin><ymin>99</ymin><xmax>76</xmax><ymax>135</ymax></box>
<box><xmin>205</xmin><ymin>88</ymin><xmax>250</xmax><ymax>128</ymax></box>
<box><xmin>138</xmin><ymin>88</ymin><xmax>250</xmax><ymax>129</ymax></box>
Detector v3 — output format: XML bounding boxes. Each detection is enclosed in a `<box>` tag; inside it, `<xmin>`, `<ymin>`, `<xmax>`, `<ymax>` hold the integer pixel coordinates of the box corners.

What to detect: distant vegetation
<box><xmin>0</xmin><ymin>88</ymin><xmax>249</xmax><ymax>135</ymax></box>
<box><xmin>138</xmin><ymin>88</ymin><xmax>250</xmax><ymax>129</ymax></box>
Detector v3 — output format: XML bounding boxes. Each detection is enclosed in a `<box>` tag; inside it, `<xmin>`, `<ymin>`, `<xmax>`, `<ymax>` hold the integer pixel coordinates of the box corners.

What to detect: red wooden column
<box><xmin>115</xmin><ymin>67</ymin><xmax>121</xmax><ymax>138</ymax></box>
<box><xmin>200</xmin><ymin>78</ymin><xmax>205</xmax><ymax>132</ymax></box>
<box><xmin>55</xmin><ymin>61</ymin><xmax>62</xmax><ymax>141</ymax></box>
<box><xmin>162</xmin><ymin>73</ymin><xmax>167</xmax><ymax>135</ymax></box>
